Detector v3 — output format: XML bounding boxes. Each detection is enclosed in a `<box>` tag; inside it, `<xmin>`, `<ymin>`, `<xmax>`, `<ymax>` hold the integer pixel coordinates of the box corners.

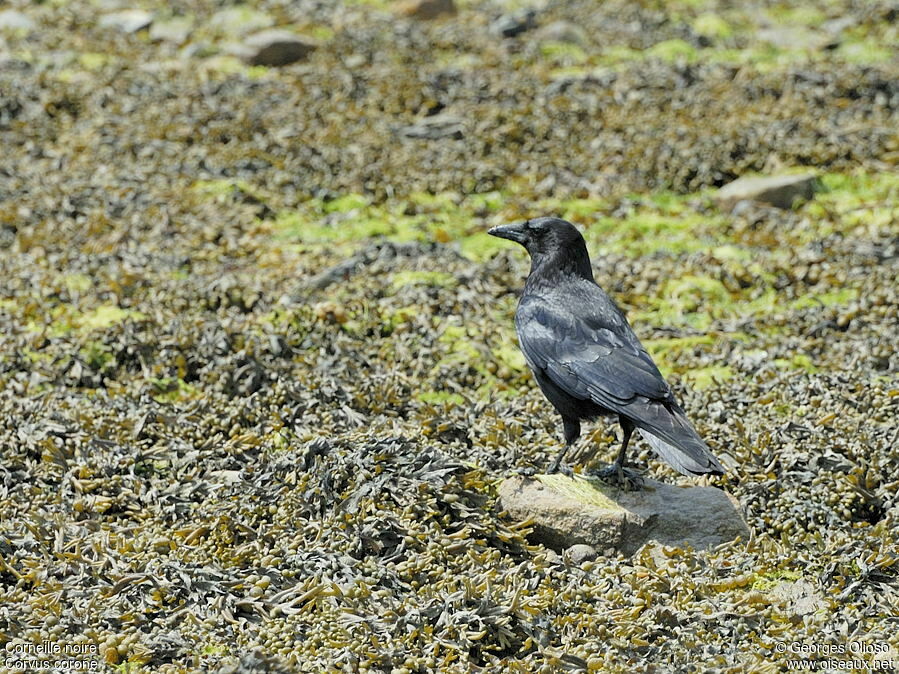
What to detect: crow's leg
<box><xmin>613</xmin><ymin>417</ymin><xmax>634</xmax><ymax>468</ymax></box>
<box><xmin>547</xmin><ymin>418</ymin><xmax>580</xmax><ymax>475</ymax></box>
<box><xmin>547</xmin><ymin>447</ymin><xmax>573</xmax><ymax>476</ymax></box>
<box><xmin>593</xmin><ymin>417</ymin><xmax>643</xmax><ymax>490</ymax></box>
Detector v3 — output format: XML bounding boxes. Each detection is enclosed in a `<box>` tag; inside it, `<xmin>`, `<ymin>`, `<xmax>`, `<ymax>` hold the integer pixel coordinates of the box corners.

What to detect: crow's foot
<box><xmin>545</xmin><ymin>459</ymin><xmax>574</xmax><ymax>477</ymax></box>
<box><xmin>590</xmin><ymin>463</ymin><xmax>644</xmax><ymax>491</ymax></box>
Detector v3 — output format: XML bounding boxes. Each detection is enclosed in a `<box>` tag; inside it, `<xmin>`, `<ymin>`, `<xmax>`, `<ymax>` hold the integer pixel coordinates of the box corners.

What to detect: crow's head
<box><xmin>488</xmin><ymin>217</ymin><xmax>585</xmax><ymax>259</ymax></box>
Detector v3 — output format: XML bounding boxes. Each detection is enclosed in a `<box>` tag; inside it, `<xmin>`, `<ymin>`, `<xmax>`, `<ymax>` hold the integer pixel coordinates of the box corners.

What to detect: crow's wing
<box><xmin>515</xmin><ymin>296</ymin><xmax>671</xmax><ymax>410</ymax></box>
<box><xmin>516</xmin><ymin>294</ymin><xmax>725</xmax><ymax>476</ymax></box>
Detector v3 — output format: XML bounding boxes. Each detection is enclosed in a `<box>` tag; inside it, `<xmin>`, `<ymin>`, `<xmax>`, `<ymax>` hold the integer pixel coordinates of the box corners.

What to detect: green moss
<box><xmin>275</xmin><ymin>210</ymin><xmax>409</xmax><ymax>244</ymax></box>
<box><xmin>202</xmin><ymin>56</ymin><xmax>271</xmax><ymax>79</ymax></box>
<box><xmin>769</xmin><ymin>7</ymin><xmax>827</xmax><ymax>28</ymax></box>
<box><xmin>460</xmin><ymin>232</ymin><xmax>508</xmax><ymax>261</ymax></box>
<box><xmin>114</xmin><ymin>664</ymin><xmax>147</xmax><ymax>674</ymax></box>
<box><xmin>492</xmin><ymin>342</ymin><xmax>527</xmax><ymax>372</ymax></box>
<box><xmin>643</xmin><ymin>335</ymin><xmax>715</xmax><ymax>354</ymax></box>
<box><xmin>672</xmin><ymin>0</ymin><xmax>715</xmax><ymax>8</ymax></box>
<box><xmin>684</xmin><ymin>365</ymin><xmax>734</xmax><ymax>389</ymax></box>
<box><xmin>408</xmin><ymin>191</ymin><xmax>458</xmax><ymax>211</ymax></box>
<box><xmin>382</xmin><ymin>306</ymin><xmax>418</xmax><ymax>331</ymax></box>
<box><xmin>598</xmin><ymin>45</ymin><xmax>643</xmax><ymax>66</ymax></box>
<box><xmin>416</xmin><ymin>391</ymin><xmax>465</xmax><ymax>406</ymax></box>
<box><xmin>646</xmin><ymin>191</ymin><xmax>695</xmax><ymax>215</ymax></box>
<box><xmin>800</xmin><ymin>172</ymin><xmax>898</xmax><ymax>240</ymax></box>
<box><xmin>647</xmin><ymin>39</ymin><xmax>699</xmax><ymax>63</ymax></box>
<box><xmin>643</xmin><ymin>335</ymin><xmax>743</xmax><ymax>387</ymax></box>
<box><xmin>274</xmin><ymin>172</ymin><xmax>894</xmax><ymax>299</ymax></box>
<box><xmin>587</xmin><ymin>209</ymin><xmax>727</xmax><ymax>258</ymax></box>
<box><xmin>631</xmin><ymin>275</ymin><xmax>738</xmax><ymax>332</ymax></box>
<box><xmin>536</xmin><ymin>473</ymin><xmax>623</xmax><ymax>510</ymax></box>
<box><xmin>191</xmin><ymin>178</ymin><xmax>265</xmax><ymax>202</ymax></box>
<box><xmin>79</xmin><ymin>305</ymin><xmax>146</xmax><ymax>332</ymax></box>
<box><xmin>540</xmin><ymin>41</ymin><xmax>589</xmax><ymax>65</ymax></box>
<box><xmin>323</xmin><ymin>194</ymin><xmax>370</xmax><ymax>213</ymax></box>
<box><xmin>753</xmin><ymin>569</ymin><xmax>802</xmax><ymax>592</ymax></box>
<box><xmin>78</xmin><ymin>52</ymin><xmax>112</xmax><ymax>70</ymax></box>
<box><xmin>711</xmin><ymin>244</ymin><xmax>753</xmax><ymax>262</ymax></box>
<box><xmin>390</xmin><ymin>271</ymin><xmax>458</xmax><ymax>290</ymax></box>
<box><xmin>791</xmin><ymin>289</ymin><xmax>857</xmax><ymax>310</ymax></box>
<box><xmin>343</xmin><ymin>0</ymin><xmax>391</xmax><ymax>6</ymax></box>
<box><xmin>201</xmin><ymin>643</ymin><xmax>230</xmax><ymax>656</ymax></box>
<box><xmin>774</xmin><ymin>354</ymin><xmax>818</xmax><ymax>374</ymax></box>
<box><xmin>439</xmin><ymin>325</ymin><xmax>479</xmax><ymax>358</ymax></box>
<box><xmin>663</xmin><ymin>276</ymin><xmax>731</xmax><ymax>313</ymax></box>
<box><xmin>81</xmin><ymin>341</ymin><xmax>114</xmax><ymax>371</ymax></box>
<box><xmin>434</xmin><ymin>324</ymin><xmax>526</xmax><ymax>399</ymax></box>
<box><xmin>693</xmin><ymin>13</ymin><xmax>732</xmax><ymax>39</ymax></box>
<box><xmin>558</xmin><ymin>197</ymin><xmax>608</xmax><ymax>219</ymax></box>
<box><xmin>20</xmin><ymin>347</ymin><xmax>54</xmax><ymax>365</ymax></box>
<box><xmin>814</xmin><ymin>172</ymin><xmax>899</xmax><ymax>213</ymax></box>
<box><xmin>465</xmin><ymin>191</ymin><xmax>504</xmax><ymax>212</ymax></box>
<box><xmin>704</xmin><ymin>45</ymin><xmax>807</xmax><ymax>70</ymax></box>
<box><xmin>275</xmin><ymin>190</ymin><xmax>509</xmax><ymax>259</ymax></box>
<box><xmin>63</xmin><ymin>273</ymin><xmax>92</xmax><ymax>294</ymax></box>
<box><xmin>837</xmin><ymin>39</ymin><xmax>894</xmax><ymax>64</ymax></box>
<box><xmin>150</xmin><ymin>377</ymin><xmax>199</xmax><ymax>404</ymax></box>
<box><xmin>308</xmin><ymin>25</ymin><xmax>335</xmax><ymax>41</ymax></box>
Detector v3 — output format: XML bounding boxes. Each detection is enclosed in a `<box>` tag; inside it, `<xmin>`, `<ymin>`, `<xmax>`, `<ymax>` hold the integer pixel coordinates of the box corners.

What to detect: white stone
<box><xmin>0</xmin><ymin>10</ymin><xmax>36</xmax><ymax>33</ymax></box>
<box><xmin>498</xmin><ymin>473</ymin><xmax>750</xmax><ymax>556</ymax></box>
<box><xmin>715</xmin><ymin>173</ymin><xmax>818</xmax><ymax>210</ymax></box>
<box><xmin>99</xmin><ymin>9</ymin><xmax>153</xmax><ymax>34</ymax></box>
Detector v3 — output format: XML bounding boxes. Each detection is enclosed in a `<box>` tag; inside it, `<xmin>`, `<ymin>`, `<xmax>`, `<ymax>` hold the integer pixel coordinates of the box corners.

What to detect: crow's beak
<box><xmin>488</xmin><ymin>222</ymin><xmax>527</xmax><ymax>244</ymax></box>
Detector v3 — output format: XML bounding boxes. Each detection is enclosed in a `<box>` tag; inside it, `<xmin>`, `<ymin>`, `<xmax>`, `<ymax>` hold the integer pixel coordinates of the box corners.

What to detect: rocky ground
<box><xmin>0</xmin><ymin>0</ymin><xmax>897</xmax><ymax>672</ymax></box>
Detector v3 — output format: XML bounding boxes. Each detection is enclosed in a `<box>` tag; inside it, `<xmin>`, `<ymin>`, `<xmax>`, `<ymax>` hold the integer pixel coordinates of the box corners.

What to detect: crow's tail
<box><xmin>631</xmin><ymin>400</ymin><xmax>725</xmax><ymax>476</ymax></box>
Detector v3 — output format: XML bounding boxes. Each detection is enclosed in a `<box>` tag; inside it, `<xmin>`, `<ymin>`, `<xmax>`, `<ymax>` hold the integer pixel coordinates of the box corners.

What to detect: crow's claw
<box><xmin>591</xmin><ymin>463</ymin><xmax>644</xmax><ymax>491</ymax></box>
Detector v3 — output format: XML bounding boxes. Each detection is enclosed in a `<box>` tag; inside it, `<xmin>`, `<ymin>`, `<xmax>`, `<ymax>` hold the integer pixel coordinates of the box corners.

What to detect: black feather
<box><xmin>489</xmin><ymin>217</ymin><xmax>725</xmax><ymax>477</ymax></box>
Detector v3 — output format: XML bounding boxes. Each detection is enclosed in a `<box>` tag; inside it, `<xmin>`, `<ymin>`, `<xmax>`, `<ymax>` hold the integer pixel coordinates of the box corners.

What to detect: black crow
<box><xmin>489</xmin><ymin>217</ymin><xmax>725</xmax><ymax>486</ymax></box>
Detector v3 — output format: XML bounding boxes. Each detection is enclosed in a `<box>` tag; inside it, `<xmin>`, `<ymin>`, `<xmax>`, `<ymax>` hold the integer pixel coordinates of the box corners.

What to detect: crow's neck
<box><xmin>526</xmin><ymin>248</ymin><xmax>595</xmax><ymax>288</ymax></box>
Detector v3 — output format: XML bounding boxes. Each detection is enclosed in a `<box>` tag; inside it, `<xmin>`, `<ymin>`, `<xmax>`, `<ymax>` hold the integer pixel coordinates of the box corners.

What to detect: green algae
<box><xmin>150</xmin><ymin>377</ymin><xmax>199</xmax><ymax>404</ymax></box>
<box><xmin>692</xmin><ymin>13</ymin><xmax>733</xmax><ymax>39</ymax></box>
<box><xmin>753</xmin><ymin>569</ymin><xmax>803</xmax><ymax>592</ymax></box>
<box><xmin>535</xmin><ymin>473</ymin><xmax>622</xmax><ymax>510</ymax></box>
<box><xmin>647</xmin><ymin>39</ymin><xmax>700</xmax><ymax>64</ymax></box>
<box><xmin>390</xmin><ymin>271</ymin><xmax>458</xmax><ymax>290</ymax></box>
<box><xmin>417</xmin><ymin>391</ymin><xmax>466</xmax><ymax>406</ymax></box>
<box><xmin>80</xmin><ymin>306</ymin><xmax>146</xmax><ymax>332</ymax></box>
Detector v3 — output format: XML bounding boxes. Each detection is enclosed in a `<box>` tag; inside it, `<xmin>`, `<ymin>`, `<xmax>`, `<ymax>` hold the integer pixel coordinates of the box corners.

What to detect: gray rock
<box><xmin>209</xmin><ymin>7</ymin><xmax>274</xmax><ymax>37</ymax></box>
<box><xmin>399</xmin><ymin>114</ymin><xmax>465</xmax><ymax>140</ymax></box>
<box><xmin>238</xmin><ymin>30</ymin><xmax>319</xmax><ymax>67</ymax></box>
<box><xmin>396</xmin><ymin>0</ymin><xmax>457</xmax><ymax>21</ymax></box>
<box><xmin>0</xmin><ymin>9</ymin><xmax>36</xmax><ymax>33</ymax></box>
<box><xmin>536</xmin><ymin>20</ymin><xmax>588</xmax><ymax>46</ymax></box>
<box><xmin>498</xmin><ymin>474</ymin><xmax>750</xmax><ymax>556</ymax></box>
<box><xmin>756</xmin><ymin>26</ymin><xmax>823</xmax><ymax>50</ymax></box>
<box><xmin>99</xmin><ymin>9</ymin><xmax>153</xmax><ymax>34</ymax></box>
<box><xmin>149</xmin><ymin>16</ymin><xmax>194</xmax><ymax>44</ymax></box>
<box><xmin>715</xmin><ymin>173</ymin><xmax>818</xmax><ymax>211</ymax></box>
<box><xmin>490</xmin><ymin>9</ymin><xmax>537</xmax><ymax>38</ymax></box>
<box><xmin>821</xmin><ymin>15</ymin><xmax>856</xmax><ymax>37</ymax></box>
<box><xmin>541</xmin><ymin>549</ymin><xmax>561</xmax><ymax>565</ymax></box>
<box><xmin>565</xmin><ymin>543</ymin><xmax>598</xmax><ymax>564</ymax></box>
<box><xmin>770</xmin><ymin>579</ymin><xmax>825</xmax><ymax>622</ymax></box>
